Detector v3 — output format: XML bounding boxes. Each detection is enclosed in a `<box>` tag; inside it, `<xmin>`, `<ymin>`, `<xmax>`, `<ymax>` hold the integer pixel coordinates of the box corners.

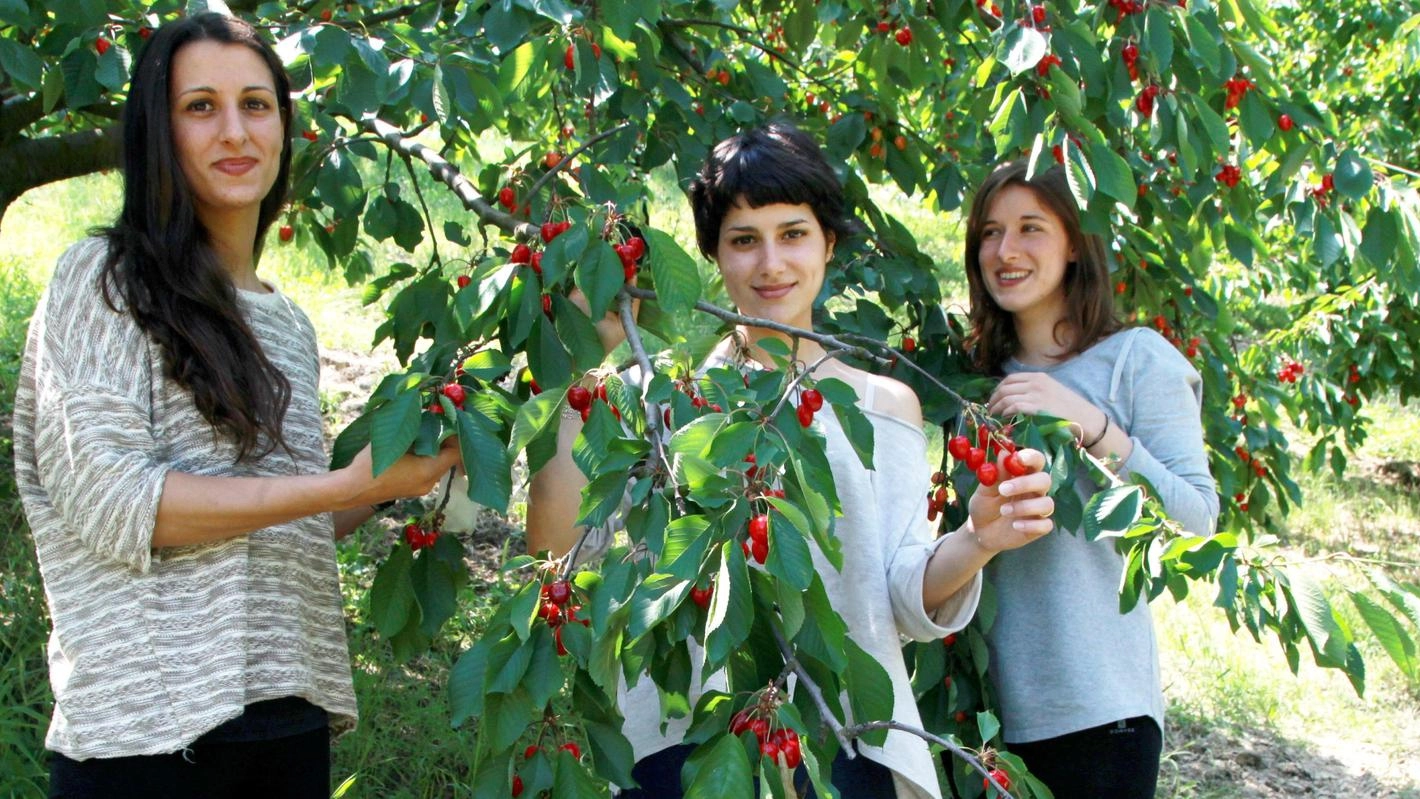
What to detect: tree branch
<box><xmin>0</xmin><ymin>125</ymin><xmax>120</xmax><ymax>231</ymax></box>
<box><xmin>618</xmin><ymin>290</ymin><xmax>671</xmax><ymax>478</ymax></box>
<box><xmin>353</xmin><ymin>114</ymin><xmax>537</xmax><ymax>241</ymax></box>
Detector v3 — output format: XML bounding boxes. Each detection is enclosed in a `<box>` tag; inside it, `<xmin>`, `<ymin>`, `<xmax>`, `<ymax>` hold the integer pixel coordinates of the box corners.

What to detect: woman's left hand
<box><xmin>988</xmin><ymin>372</ymin><xmax>1099</xmax><ymax>434</ymax></box>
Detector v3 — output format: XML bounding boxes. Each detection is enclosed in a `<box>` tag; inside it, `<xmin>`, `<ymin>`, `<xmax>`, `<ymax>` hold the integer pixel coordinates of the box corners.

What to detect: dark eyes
<box><xmin>182</xmin><ymin>96</ymin><xmax>273</xmax><ymax>113</ymax></box>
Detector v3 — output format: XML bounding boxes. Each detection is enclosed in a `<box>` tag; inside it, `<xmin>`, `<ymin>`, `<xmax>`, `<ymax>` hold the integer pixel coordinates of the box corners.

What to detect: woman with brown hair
<box><xmin>13</xmin><ymin>13</ymin><xmax>458</xmax><ymax>797</ymax></box>
<box><xmin>961</xmin><ymin>160</ymin><xmax>1219</xmax><ymax>797</ymax></box>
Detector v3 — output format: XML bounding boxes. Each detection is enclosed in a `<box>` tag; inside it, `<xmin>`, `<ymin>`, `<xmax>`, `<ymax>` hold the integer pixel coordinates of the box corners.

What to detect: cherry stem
<box><xmin>522</xmin><ymin>121</ymin><xmax>637</xmax><ymax>209</ymax></box>
<box><xmin>840</xmin><ymin>720</ymin><xmax>1015</xmax><ymax>799</ymax></box>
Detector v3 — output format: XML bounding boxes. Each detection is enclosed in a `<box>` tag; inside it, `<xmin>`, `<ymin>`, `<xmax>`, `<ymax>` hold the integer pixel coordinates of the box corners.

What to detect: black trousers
<box><xmin>617</xmin><ymin>741</ymin><xmax>896</xmax><ymax>798</ymax></box>
<box><xmin>48</xmin><ymin>726</ymin><xmax>329</xmax><ymax>799</ymax></box>
<box><xmin>1007</xmin><ymin>716</ymin><xmax>1162</xmax><ymax>799</ymax></box>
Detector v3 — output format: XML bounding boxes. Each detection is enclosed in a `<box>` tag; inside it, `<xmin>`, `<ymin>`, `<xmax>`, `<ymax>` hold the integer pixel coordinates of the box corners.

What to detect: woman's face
<box><xmin>977</xmin><ymin>184</ymin><xmax>1075</xmax><ymax>326</ymax></box>
<box><xmin>169</xmin><ymin>40</ymin><xmax>285</xmax><ymax>229</ymax></box>
<box><xmin>713</xmin><ymin>200</ymin><xmax>834</xmax><ymax>332</ymax></box>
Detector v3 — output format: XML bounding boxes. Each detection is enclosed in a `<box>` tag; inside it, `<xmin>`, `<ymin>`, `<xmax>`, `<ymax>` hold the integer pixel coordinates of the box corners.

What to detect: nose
<box><xmin>995</xmin><ymin>229</ymin><xmax>1021</xmax><ymax>262</ymax></box>
<box><xmin>218</xmin><ymin>104</ymin><xmax>248</xmax><ymax>146</ymax></box>
<box><xmin>759</xmin><ymin>239</ymin><xmax>788</xmax><ymax>277</ymax></box>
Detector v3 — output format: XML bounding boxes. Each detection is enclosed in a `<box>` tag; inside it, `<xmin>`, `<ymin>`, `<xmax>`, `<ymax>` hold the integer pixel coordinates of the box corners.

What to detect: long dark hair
<box><xmin>100</xmin><ymin>13</ymin><xmax>294</xmax><ymax>461</ymax></box>
<box><xmin>963</xmin><ymin>161</ymin><xmax>1121</xmax><ymax>374</ymax></box>
<box><xmin>689</xmin><ymin>120</ymin><xmax>850</xmax><ymax>260</ymax></box>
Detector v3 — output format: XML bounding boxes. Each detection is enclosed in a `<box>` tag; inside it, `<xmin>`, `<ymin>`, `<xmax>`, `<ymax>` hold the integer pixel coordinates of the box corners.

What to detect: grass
<box><xmin>2</xmin><ymin>165</ymin><xmax>1419</xmax><ymax>798</ymax></box>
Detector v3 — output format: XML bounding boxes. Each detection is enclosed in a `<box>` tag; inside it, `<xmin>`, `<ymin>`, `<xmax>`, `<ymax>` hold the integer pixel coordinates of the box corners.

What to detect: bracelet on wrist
<box><xmin>1082</xmin><ymin>412</ymin><xmax>1111</xmax><ymax>449</ymax></box>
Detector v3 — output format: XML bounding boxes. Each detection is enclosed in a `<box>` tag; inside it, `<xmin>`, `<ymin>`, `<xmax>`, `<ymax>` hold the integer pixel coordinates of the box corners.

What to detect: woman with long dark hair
<box><xmin>13</xmin><ymin>13</ymin><xmax>459</xmax><ymax>798</ymax></box>
<box><xmin>961</xmin><ymin>160</ymin><xmax>1219</xmax><ymax>798</ymax></box>
<box><xmin>527</xmin><ymin>123</ymin><xmax>1058</xmax><ymax>798</ymax></box>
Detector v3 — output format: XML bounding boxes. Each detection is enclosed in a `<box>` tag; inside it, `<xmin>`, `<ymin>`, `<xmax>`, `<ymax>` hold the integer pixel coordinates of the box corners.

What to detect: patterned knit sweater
<box><xmin>13</xmin><ymin>238</ymin><xmax>358</xmax><ymax>760</ymax></box>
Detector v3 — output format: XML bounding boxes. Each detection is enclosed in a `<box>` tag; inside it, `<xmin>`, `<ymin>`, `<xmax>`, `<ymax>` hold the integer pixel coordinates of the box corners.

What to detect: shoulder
<box><xmin>43</xmin><ymin>237</ymin><xmax>129</xmax><ymax>324</ymax></box>
<box><xmin>860</xmin><ymin>371</ymin><xmax>924</xmax><ymax>429</ymax></box>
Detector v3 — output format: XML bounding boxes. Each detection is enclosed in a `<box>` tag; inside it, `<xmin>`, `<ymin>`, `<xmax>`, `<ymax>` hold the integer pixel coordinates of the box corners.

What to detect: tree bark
<box><xmin>0</xmin><ymin>125</ymin><xmax>120</xmax><ymax>230</ymax></box>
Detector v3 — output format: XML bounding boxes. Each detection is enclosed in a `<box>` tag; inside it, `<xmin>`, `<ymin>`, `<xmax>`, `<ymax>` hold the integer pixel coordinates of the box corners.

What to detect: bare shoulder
<box><xmin>862</xmin><ymin>371</ymin><xmax>924</xmax><ymax>428</ymax></box>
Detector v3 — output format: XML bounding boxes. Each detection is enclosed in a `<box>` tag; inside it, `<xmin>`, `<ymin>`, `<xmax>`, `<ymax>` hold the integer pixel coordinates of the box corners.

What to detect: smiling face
<box><xmin>169</xmin><ymin>40</ymin><xmax>285</xmax><ymax>231</ymax></box>
<box><xmin>713</xmin><ymin>200</ymin><xmax>835</xmax><ymax>331</ymax></box>
<box><xmin>977</xmin><ymin>183</ymin><xmax>1076</xmax><ymax>328</ymax></box>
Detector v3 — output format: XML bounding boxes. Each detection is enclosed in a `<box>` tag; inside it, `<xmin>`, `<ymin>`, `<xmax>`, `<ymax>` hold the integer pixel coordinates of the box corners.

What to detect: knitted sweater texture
<box><xmin>12</xmin><ymin>238</ymin><xmax>357</xmax><ymax>760</ymax></box>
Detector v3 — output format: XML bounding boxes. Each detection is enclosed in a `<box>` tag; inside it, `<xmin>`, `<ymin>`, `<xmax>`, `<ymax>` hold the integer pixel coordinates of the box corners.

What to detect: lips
<box><xmin>995</xmin><ymin>269</ymin><xmax>1030</xmax><ymax>287</ymax></box>
<box><xmin>753</xmin><ymin>282</ymin><xmax>796</xmax><ymax>299</ymax></box>
<box><xmin>213</xmin><ymin>157</ymin><xmax>258</xmax><ymax>175</ymax></box>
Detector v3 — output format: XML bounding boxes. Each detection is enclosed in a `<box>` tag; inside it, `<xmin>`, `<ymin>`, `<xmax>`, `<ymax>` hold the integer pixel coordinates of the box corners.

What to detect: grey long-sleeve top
<box><xmin>984</xmin><ymin>327</ymin><xmax>1219</xmax><ymax>744</ymax></box>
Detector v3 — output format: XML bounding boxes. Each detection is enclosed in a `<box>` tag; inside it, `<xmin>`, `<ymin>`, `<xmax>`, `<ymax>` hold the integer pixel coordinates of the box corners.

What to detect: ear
<box><xmin>825</xmin><ymin>229</ymin><xmax>836</xmax><ymax>262</ymax></box>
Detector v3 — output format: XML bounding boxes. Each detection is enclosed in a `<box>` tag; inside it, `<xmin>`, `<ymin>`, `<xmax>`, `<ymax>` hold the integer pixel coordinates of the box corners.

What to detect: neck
<box><xmin>200</xmin><ymin>209</ymin><xmax>264</xmax><ymax>292</ymax></box>
<box><xmin>1011</xmin><ymin>308</ymin><xmax>1073</xmax><ymax>365</ymax></box>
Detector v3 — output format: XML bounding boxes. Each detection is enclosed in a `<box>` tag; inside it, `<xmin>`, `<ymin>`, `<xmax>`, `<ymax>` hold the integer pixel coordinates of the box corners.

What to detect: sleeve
<box><xmin>878</xmin><ymin>421</ymin><xmax>982</xmax><ymax>641</ymax></box>
<box><xmin>26</xmin><ymin>241</ymin><xmax>171</xmax><ymax>572</ymax></box>
<box><xmin>1116</xmin><ymin>331</ymin><xmax>1220</xmax><ymax>537</ymax></box>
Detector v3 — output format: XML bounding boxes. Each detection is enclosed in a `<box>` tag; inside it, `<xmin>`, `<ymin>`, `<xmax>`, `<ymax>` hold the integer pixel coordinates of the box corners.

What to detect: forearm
<box><xmin>921</xmin><ymin>525</ymin><xmax>995</xmax><ymax>610</ymax></box>
<box><xmin>525</xmin><ymin>416</ymin><xmax>589</xmax><ymax>558</ymax></box>
<box><xmin>333</xmin><ymin>506</ymin><xmax>378</xmax><ymax>540</ymax></box>
<box><xmin>153</xmin><ymin>468</ymin><xmax>363</xmax><ymax>547</ymax></box>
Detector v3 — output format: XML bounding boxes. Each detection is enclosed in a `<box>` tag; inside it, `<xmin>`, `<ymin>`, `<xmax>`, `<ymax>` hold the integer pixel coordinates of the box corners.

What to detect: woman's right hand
<box><xmin>339</xmin><ymin>441</ymin><xmax>463</xmax><ymax>509</ymax></box>
<box><xmin>967</xmin><ymin>448</ymin><xmax>1055</xmax><ymax>552</ymax></box>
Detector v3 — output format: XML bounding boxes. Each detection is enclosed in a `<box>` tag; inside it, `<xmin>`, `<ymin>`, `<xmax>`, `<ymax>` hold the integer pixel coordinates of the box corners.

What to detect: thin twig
<box><xmin>768</xmin><ymin>624</ymin><xmax>855</xmax><ymax>753</ymax></box>
<box><xmin>840</xmin><ymin>720</ymin><xmax>1015</xmax><ymax>799</ymax></box>
<box><xmin>618</xmin><ymin>291</ymin><xmax>671</xmax><ymax>478</ymax></box>
<box><xmin>521</xmin><ymin>122</ymin><xmax>637</xmax><ymax>205</ymax></box>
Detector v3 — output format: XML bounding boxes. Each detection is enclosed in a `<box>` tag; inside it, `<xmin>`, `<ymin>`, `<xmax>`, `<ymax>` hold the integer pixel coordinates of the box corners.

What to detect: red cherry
<box><xmin>456</xmin><ymin>275</ymin><xmax>471</xmax><ymax>289</ymax></box>
<box><xmin>751</xmin><ymin>537</ymin><xmax>769</xmax><ymax>564</ymax></box>
<box><xmin>797</xmin><ymin>403</ymin><xmax>814</xmax><ymax>427</ymax></box>
<box><xmin>541</xmin><ymin>294</ymin><xmax>553</xmax><ymax>317</ymax></box>
<box><xmin>138</xmin><ymin>27</ymin><xmax>152</xmax><ymax>39</ymax></box>
<box><xmin>1004</xmin><ymin>452</ymin><xmax>1028</xmax><ymax>477</ymax></box>
<box><xmin>548</xmin><ymin>579</ymin><xmax>572</xmax><ymax>606</ymax></box>
<box><xmin>278</xmin><ymin>225</ymin><xmax>294</xmax><ymax>242</ymax></box>
<box><xmin>567</xmin><ymin>385</ymin><xmax>592</xmax><ymax>411</ymax></box>
<box><xmin>690</xmin><ymin>585</ymin><xmax>713</xmax><ymax>608</ymax></box>
<box><xmin>748</xmin><ymin>514</ymin><xmax>769</xmax><ymax>542</ymax></box>
<box><xmin>902</xmin><ymin>336</ymin><xmax>916</xmax><ymax>352</ymax></box>
<box><xmin>954</xmin><ymin>710</ymin><xmax>968</xmax><ymax>723</ymax></box>
<box><xmin>1032</xmin><ymin>5</ymin><xmax>1047</xmax><ymax>23</ymax></box>
<box><xmin>876</xmin><ymin>21</ymin><xmax>891</xmax><ymax>33</ymax></box>
<box><xmin>944</xmin><ymin>633</ymin><xmax>958</xmax><ymax>646</ymax></box>
<box><xmin>319</xmin><ymin>8</ymin><xmax>332</xmax><ymax>21</ymax></box>
<box><xmin>564</xmin><ymin>44</ymin><xmax>576</xmax><ymax>70</ymax></box>
<box><xmin>512</xmin><ymin>774</ymin><xmax>524</xmax><ymax>797</ymax></box>
<box><xmin>984</xmin><ymin>768</ymin><xmax>1012</xmax><ymax>792</ymax></box>
<box><xmin>498</xmin><ymin>186</ymin><xmax>516</xmax><ymax>209</ymax></box>
<box><xmin>510</xmin><ymin>243</ymin><xmax>532</xmax><ymax>264</ymax></box>
<box><xmin>781</xmin><ymin>736</ymin><xmax>802</xmax><ymax>768</ymax></box>
<box><xmin>966</xmin><ymin>447</ymin><xmax>986</xmax><ymax>471</ymax></box>
<box><xmin>948</xmin><ymin>435</ymin><xmax>972</xmax><ymax>461</ymax></box>
<box><xmin>442</xmin><ymin>383</ymin><xmax>467</xmax><ymax>407</ymax></box>
<box><xmin>560</xmin><ymin>742</ymin><xmax>581</xmax><ymax>759</ymax></box>
<box><xmin>895</xmin><ymin>27</ymin><xmax>913</xmax><ymax>46</ymax></box>
<box><xmin>801</xmin><ymin>388</ymin><xmax>824</xmax><ymax>412</ymax></box>
<box><xmin>530</xmin><ymin>252</ymin><xmax>543</xmax><ymax>275</ymax></box>
<box><xmin>95</xmin><ymin>37</ymin><xmax>111</xmax><ymax>55</ymax></box>
<box><xmin>540</xmin><ymin>222</ymin><xmax>560</xmax><ymax>243</ymax></box>
<box><xmin>931</xmin><ymin>470</ymin><xmax>945</xmax><ymax>485</ymax></box>
<box><xmin>976</xmin><ymin>462</ymin><xmax>1000</xmax><ymax>487</ymax></box>
<box><xmin>760</xmin><ymin>741</ymin><xmax>780</xmax><ymax>761</ymax></box>
<box><xmin>543</xmin><ymin>151</ymin><xmax>564</xmax><ymax>169</ymax></box>
<box><xmin>301</xmin><ymin>129</ymin><xmax>319</xmax><ymax>142</ymax></box>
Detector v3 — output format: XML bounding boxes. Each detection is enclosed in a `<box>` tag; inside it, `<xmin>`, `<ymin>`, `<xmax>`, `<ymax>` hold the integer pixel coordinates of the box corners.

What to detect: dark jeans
<box><xmin>48</xmin><ymin>725</ymin><xmax>329</xmax><ymax>799</ymax></box>
<box><xmin>1008</xmin><ymin>716</ymin><xmax>1162</xmax><ymax>799</ymax></box>
<box><xmin>617</xmin><ymin>742</ymin><xmax>895</xmax><ymax>798</ymax></box>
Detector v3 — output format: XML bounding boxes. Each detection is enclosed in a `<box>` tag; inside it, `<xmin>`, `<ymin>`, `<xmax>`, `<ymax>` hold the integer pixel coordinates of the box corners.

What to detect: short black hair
<box><xmin>689</xmin><ymin>121</ymin><xmax>849</xmax><ymax>259</ymax></box>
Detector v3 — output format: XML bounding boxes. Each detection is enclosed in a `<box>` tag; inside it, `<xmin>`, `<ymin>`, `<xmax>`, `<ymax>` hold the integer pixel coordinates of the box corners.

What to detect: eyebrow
<box><xmin>984</xmin><ymin>212</ymin><xmax>1051</xmax><ymax>225</ymax></box>
<box><xmin>176</xmin><ymin>85</ymin><xmax>276</xmax><ymax>97</ymax></box>
<box><xmin>724</xmin><ymin>217</ymin><xmax>811</xmax><ymax>233</ymax></box>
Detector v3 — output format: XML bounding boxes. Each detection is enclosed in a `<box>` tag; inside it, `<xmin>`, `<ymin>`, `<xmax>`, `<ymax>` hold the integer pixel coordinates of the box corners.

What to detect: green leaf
<box><xmin>764</xmin><ymin>507</ymin><xmax>814</xmax><ymax>591</ymax></box>
<box><xmin>1333</xmin><ymin>149</ymin><xmax>1374</xmax><ymax>200</ymax></box>
<box><xmin>585</xmin><ymin>721</ymin><xmax>638</xmax><ymax>788</ymax></box>
<box><xmin>456</xmin><ymin>408</ymin><xmax>513</xmax><ymax>513</ymax></box>
<box><xmin>1349</xmin><ymin>590</ymin><xmax>1417</xmax><ymax>679</ymax></box>
<box><xmin>1082</xmin><ymin>485</ymin><xmax>1144</xmax><ymax>540</ymax></box>
<box><xmin>976</xmin><ymin>709</ymin><xmax>1002</xmax><ymax>744</ymax></box>
<box><xmin>647</xmin><ymin>229</ymin><xmax>704</xmax><ymax>321</ymax></box>
<box><xmin>683</xmin><ymin>734</ymin><xmax>754</xmax><ymax>799</ymax></box>
<box><xmin>486</xmin><ymin>632</ymin><xmax>535</xmax><ymax>695</ymax></box>
<box><xmin>369</xmin><ymin>544</ymin><xmax>416</xmax><ymax>638</ymax></box>
<box><xmin>1088</xmin><ymin>142</ymin><xmax>1136</xmax><ymax>207</ymax></box>
<box><xmin>844</xmin><ymin>639</ymin><xmax>894</xmax><ymax>746</ymax></box>
<box><xmin>509</xmin><ymin>390</ymin><xmax>563</xmax><ymax>463</ymax></box>
<box><xmin>1000</xmin><ymin>26</ymin><xmax>1048</xmax><ymax>77</ymax></box>
<box><xmin>1284</xmin><ymin>571</ymin><xmax>1349</xmax><ymax>667</ymax></box>
<box><xmin>369</xmin><ymin>388</ymin><xmax>421</xmax><ymax>476</ymax></box>
<box><xmin>705</xmin><ymin>541</ymin><xmax>754</xmax><ymax>668</ymax></box>
<box><xmin>792</xmin><ymin>574</ymin><xmax>847</xmax><ymax>671</ymax></box>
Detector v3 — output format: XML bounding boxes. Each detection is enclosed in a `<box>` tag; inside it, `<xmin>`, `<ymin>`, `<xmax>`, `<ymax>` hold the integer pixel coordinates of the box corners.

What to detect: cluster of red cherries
<box><xmin>566</xmin><ymin>380</ymin><xmax>621</xmax><ymax>423</ymax></box>
<box><xmin>729</xmin><ymin>703</ymin><xmax>803</xmax><ymax>769</ymax></box>
<box><xmin>536</xmin><ymin>578</ymin><xmax>588</xmax><ymax>656</ymax></box>
<box><xmin>796</xmin><ymin>386</ymin><xmax>824</xmax><ymax>427</ymax></box>
<box><xmin>403</xmin><ymin>519</ymin><xmax>440</xmax><ymax>551</ymax></box>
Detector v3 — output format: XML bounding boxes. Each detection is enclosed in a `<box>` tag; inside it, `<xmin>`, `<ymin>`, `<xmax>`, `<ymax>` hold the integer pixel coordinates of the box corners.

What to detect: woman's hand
<box><xmin>967</xmin><ymin>448</ymin><xmax>1055</xmax><ymax>552</ymax></box>
<box><xmin>338</xmin><ymin>441</ymin><xmax>464</xmax><ymax>510</ymax></box>
<box><xmin>988</xmin><ymin>372</ymin><xmax>1102</xmax><ymax>440</ymax></box>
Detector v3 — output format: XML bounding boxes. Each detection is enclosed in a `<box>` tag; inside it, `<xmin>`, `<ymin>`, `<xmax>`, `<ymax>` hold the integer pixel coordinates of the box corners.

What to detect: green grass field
<box><xmin>1</xmin><ymin>173</ymin><xmax>1417</xmax><ymax>798</ymax></box>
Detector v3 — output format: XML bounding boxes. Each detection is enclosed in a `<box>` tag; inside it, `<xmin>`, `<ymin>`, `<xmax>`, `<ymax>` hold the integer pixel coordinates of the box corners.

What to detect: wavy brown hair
<box><xmin>963</xmin><ymin>161</ymin><xmax>1121</xmax><ymax>374</ymax></box>
<box><xmin>99</xmin><ymin>13</ymin><xmax>294</xmax><ymax>461</ymax></box>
